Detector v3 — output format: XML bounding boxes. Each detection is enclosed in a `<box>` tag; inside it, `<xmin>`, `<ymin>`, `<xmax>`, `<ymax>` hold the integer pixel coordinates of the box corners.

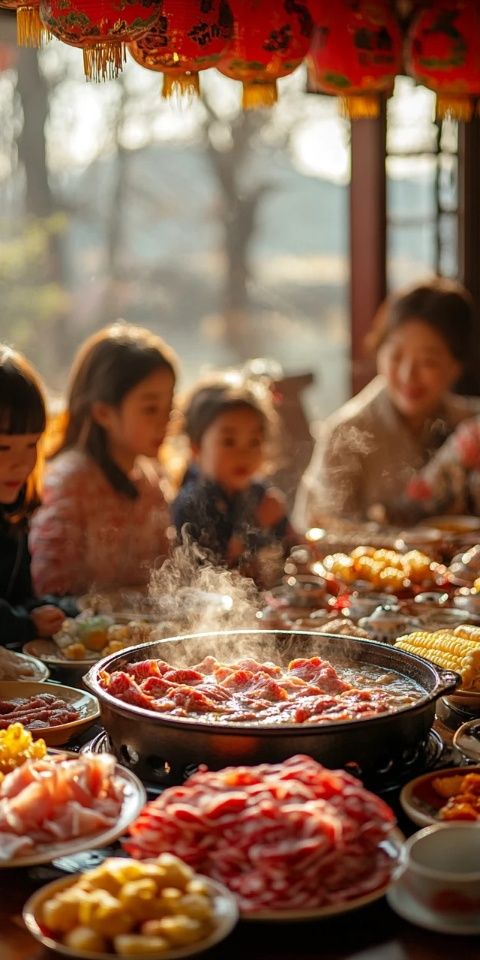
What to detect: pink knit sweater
<box><xmin>30</xmin><ymin>450</ymin><xmax>171</xmax><ymax>596</ymax></box>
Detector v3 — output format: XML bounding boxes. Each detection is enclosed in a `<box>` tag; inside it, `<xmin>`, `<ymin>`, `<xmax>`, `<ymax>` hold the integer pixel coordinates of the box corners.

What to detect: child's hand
<box><xmin>31</xmin><ymin>605</ymin><xmax>66</xmax><ymax>638</ymax></box>
<box><xmin>256</xmin><ymin>489</ymin><xmax>287</xmax><ymax>529</ymax></box>
<box><xmin>227</xmin><ymin>535</ymin><xmax>245</xmax><ymax>565</ymax></box>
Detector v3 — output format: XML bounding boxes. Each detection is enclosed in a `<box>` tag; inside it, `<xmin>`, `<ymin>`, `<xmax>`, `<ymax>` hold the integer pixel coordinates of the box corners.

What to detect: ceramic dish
<box><xmin>24</xmin><ymin>630</ymin><xmax>163</xmax><ymax>671</ymax></box>
<box><xmin>0</xmin><ymin>649</ymin><xmax>50</xmax><ymax>682</ymax></box>
<box><xmin>453</xmin><ymin>592</ymin><xmax>480</xmax><ymax>617</ymax></box>
<box><xmin>417</xmin><ymin>516</ymin><xmax>480</xmax><ymax>535</ymax></box>
<box><xmin>453</xmin><ymin>718</ymin><xmax>480</xmax><ymax>763</ymax></box>
<box><xmin>244</xmin><ymin>830</ymin><xmax>403</xmax><ymax>921</ymax></box>
<box><xmin>387</xmin><ymin>880</ymin><xmax>480</xmax><ymax>935</ymax></box>
<box><xmin>0</xmin><ymin>680</ymin><xmax>100</xmax><ymax>746</ymax></box>
<box><xmin>419</xmin><ymin>607</ymin><xmax>480</xmax><ymax>630</ymax></box>
<box><xmin>443</xmin><ymin>687</ymin><xmax>480</xmax><ymax>713</ymax></box>
<box><xmin>23</xmin><ymin>872</ymin><xmax>238</xmax><ymax>959</ymax></box>
<box><xmin>24</xmin><ymin>639</ymin><xmax>99</xmax><ymax>669</ymax></box>
<box><xmin>0</xmin><ymin>763</ymin><xmax>146</xmax><ymax>869</ymax></box>
<box><xmin>399</xmin><ymin>765</ymin><xmax>480</xmax><ymax>827</ymax></box>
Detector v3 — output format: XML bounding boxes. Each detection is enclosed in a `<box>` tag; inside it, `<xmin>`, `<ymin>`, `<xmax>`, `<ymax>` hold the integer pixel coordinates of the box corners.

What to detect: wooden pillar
<box><xmin>457</xmin><ymin>118</ymin><xmax>480</xmax><ymax>395</ymax></box>
<box><xmin>349</xmin><ymin>100</ymin><xmax>387</xmax><ymax>397</ymax></box>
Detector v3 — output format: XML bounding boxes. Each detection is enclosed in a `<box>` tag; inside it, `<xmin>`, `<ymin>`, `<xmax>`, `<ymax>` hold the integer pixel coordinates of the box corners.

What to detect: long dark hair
<box><xmin>0</xmin><ymin>344</ymin><xmax>46</xmax><ymax>523</ymax></box>
<box><xmin>53</xmin><ymin>322</ymin><xmax>177</xmax><ymax>499</ymax></box>
<box><xmin>367</xmin><ymin>278</ymin><xmax>475</xmax><ymax>367</ymax></box>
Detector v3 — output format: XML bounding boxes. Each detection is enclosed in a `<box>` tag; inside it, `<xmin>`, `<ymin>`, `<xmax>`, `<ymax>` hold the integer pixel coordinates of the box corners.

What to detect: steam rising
<box><xmin>146</xmin><ymin>538</ymin><xmax>260</xmax><ymax>637</ymax></box>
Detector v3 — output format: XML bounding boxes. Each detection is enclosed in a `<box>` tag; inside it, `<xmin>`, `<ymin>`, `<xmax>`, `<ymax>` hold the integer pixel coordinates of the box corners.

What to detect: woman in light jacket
<box><xmin>294</xmin><ymin>279</ymin><xmax>480</xmax><ymax>529</ymax></box>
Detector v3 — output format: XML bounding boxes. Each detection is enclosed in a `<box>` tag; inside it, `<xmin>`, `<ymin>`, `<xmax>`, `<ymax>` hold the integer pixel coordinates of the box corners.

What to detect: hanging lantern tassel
<box><xmin>83</xmin><ymin>42</ymin><xmax>126</xmax><ymax>82</ymax></box>
<box><xmin>340</xmin><ymin>92</ymin><xmax>381</xmax><ymax>120</ymax></box>
<box><xmin>436</xmin><ymin>94</ymin><xmax>474</xmax><ymax>123</ymax></box>
<box><xmin>162</xmin><ymin>71</ymin><xmax>200</xmax><ymax>99</ymax></box>
<box><xmin>17</xmin><ymin>5</ymin><xmax>50</xmax><ymax>48</ymax></box>
<box><xmin>242</xmin><ymin>80</ymin><xmax>278</xmax><ymax>110</ymax></box>
<box><xmin>39</xmin><ymin>0</ymin><xmax>160</xmax><ymax>83</ymax></box>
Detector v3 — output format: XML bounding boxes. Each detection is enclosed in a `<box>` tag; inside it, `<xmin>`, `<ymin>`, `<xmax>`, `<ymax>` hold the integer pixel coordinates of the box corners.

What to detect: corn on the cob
<box><xmin>395</xmin><ymin>628</ymin><xmax>480</xmax><ymax>688</ymax></box>
<box><xmin>454</xmin><ymin>624</ymin><xmax>480</xmax><ymax>642</ymax></box>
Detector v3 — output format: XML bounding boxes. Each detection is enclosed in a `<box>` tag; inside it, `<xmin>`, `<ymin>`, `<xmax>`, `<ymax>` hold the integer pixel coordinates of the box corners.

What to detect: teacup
<box><xmin>396</xmin><ymin>823</ymin><xmax>480</xmax><ymax>922</ymax></box>
<box><xmin>347</xmin><ymin>592</ymin><xmax>396</xmax><ymax>620</ymax></box>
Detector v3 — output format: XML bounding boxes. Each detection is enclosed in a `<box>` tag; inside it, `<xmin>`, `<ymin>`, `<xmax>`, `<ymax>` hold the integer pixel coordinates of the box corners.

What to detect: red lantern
<box><xmin>0</xmin><ymin>0</ymin><xmax>49</xmax><ymax>48</ymax></box>
<box><xmin>39</xmin><ymin>0</ymin><xmax>162</xmax><ymax>81</ymax></box>
<box><xmin>307</xmin><ymin>1</ymin><xmax>403</xmax><ymax>118</ymax></box>
<box><xmin>129</xmin><ymin>1</ymin><xmax>234</xmax><ymax>99</ymax></box>
<box><xmin>406</xmin><ymin>1</ymin><xmax>480</xmax><ymax>120</ymax></box>
<box><xmin>218</xmin><ymin>0</ymin><xmax>315</xmax><ymax>109</ymax></box>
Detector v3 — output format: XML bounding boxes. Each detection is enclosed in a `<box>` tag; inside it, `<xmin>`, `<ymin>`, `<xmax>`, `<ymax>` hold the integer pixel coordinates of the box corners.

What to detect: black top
<box><xmin>171</xmin><ymin>467</ymin><xmax>289</xmax><ymax>562</ymax></box>
<box><xmin>0</xmin><ymin>493</ymin><xmax>76</xmax><ymax>648</ymax></box>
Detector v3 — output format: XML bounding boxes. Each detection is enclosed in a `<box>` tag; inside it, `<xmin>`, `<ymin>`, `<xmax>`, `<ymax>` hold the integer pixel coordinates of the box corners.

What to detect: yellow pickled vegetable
<box><xmin>39</xmin><ymin>853</ymin><xmax>217</xmax><ymax>956</ymax></box>
<box><xmin>0</xmin><ymin>723</ymin><xmax>46</xmax><ymax>781</ymax></box>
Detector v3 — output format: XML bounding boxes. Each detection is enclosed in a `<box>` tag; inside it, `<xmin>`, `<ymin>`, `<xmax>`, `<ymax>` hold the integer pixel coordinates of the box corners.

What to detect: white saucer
<box><xmin>387</xmin><ymin>881</ymin><xmax>480</xmax><ymax>935</ymax></box>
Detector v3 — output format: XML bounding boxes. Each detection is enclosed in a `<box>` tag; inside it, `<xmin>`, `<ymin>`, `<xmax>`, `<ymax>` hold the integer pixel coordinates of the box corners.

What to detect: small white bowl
<box><xmin>453</xmin><ymin>718</ymin><xmax>480</xmax><ymax>763</ymax></box>
<box><xmin>391</xmin><ymin>823</ymin><xmax>480</xmax><ymax>930</ymax></box>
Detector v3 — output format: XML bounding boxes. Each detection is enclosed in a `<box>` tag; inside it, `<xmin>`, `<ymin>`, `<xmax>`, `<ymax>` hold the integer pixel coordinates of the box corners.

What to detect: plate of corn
<box><xmin>395</xmin><ymin>624</ymin><xmax>480</xmax><ymax>711</ymax></box>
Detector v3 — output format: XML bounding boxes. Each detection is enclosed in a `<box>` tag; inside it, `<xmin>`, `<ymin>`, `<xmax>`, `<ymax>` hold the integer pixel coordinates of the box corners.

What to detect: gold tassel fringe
<box><xmin>242</xmin><ymin>80</ymin><xmax>278</xmax><ymax>110</ymax></box>
<box><xmin>17</xmin><ymin>7</ymin><xmax>50</xmax><ymax>48</ymax></box>
<box><xmin>162</xmin><ymin>72</ymin><xmax>200</xmax><ymax>99</ymax></box>
<box><xmin>437</xmin><ymin>94</ymin><xmax>473</xmax><ymax>122</ymax></box>
<box><xmin>83</xmin><ymin>42</ymin><xmax>126</xmax><ymax>82</ymax></box>
<box><xmin>340</xmin><ymin>93</ymin><xmax>380</xmax><ymax>120</ymax></box>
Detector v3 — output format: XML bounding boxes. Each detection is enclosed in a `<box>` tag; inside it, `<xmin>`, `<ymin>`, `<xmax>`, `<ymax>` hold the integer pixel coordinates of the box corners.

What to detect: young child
<box><xmin>405</xmin><ymin>415</ymin><xmax>480</xmax><ymax>518</ymax></box>
<box><xmin>0</xmin><ymin>345</ymin><xmax>73</xmax><ymax>646</ymax></box>
<box><xmin>172</xmin><ymin>377</ymin><xmax>297</xmax><ymax>571</ymax></box>
<box><xmin>30</xmin><ymin>322</ymin><xmax>177</xmax><ymax>596</ymax></box>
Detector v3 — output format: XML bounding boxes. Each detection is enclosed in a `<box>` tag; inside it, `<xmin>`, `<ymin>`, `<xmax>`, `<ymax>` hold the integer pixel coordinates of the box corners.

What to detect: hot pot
<box><xmin>84</xmin><ymin>629</ymin><xmax>459</xmax><ymax>785</ymax></box>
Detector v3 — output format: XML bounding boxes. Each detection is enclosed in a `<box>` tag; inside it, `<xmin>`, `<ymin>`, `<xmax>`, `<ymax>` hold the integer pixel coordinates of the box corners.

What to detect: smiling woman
<box><xmin>293</xmin><ymin>278</ymin><xmax>480</xmax><ymax>529</ymax></box>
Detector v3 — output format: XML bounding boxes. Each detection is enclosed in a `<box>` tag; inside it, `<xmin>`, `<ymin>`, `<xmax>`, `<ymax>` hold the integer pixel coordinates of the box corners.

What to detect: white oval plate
<box><xmin>24</xmin><ymin>639</ymin><xmax>100</xmax><ymax>669</ymax></box>
<box><xmin>0</xmin><ymin>648</ymin><xmax>49</xmax><ymax>682</ymax></box>
<box><xmin>243</xmin><ymin>830</ymin><xmax>403</xmax><ymax>921</ymax></box>
<box><xmin>417</xmin><ymin>516</ymin><xmax>480</xmax><ymax>535</ymax></box>
<box><xmin>0</xmin><ymin>762</ymin><xmax>146</xmax><ymax>868</ymax></box>
<box><xmin>23</xmin><ymin>872</ymin><xmax>238</xmax><ymax>960</ymax></box>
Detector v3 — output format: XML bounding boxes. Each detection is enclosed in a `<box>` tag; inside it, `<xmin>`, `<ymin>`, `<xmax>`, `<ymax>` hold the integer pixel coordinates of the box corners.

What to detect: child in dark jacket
<box><xmin>172</xmin><ymin>377</ymin><xmax>297</xmax><ymax>572</ymax></box>
<box><xmin>0</xmin><ymin>345</ymin><xmax>75</xmax><ymax>647</ymax></box>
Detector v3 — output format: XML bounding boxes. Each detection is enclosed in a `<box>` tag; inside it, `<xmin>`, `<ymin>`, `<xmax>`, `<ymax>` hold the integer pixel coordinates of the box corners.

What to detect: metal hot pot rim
<box><xmin>83</xmin><ymin>629</ymin><xmax>459</xmax><ymax>785</ymax></box>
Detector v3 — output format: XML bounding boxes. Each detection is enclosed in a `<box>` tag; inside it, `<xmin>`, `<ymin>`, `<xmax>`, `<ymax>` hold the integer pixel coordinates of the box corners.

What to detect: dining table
<box><xmin>2</xmin><ymin>711</ymin><xmax>479</xmax><ymax>960</ymax></box>
<box><xmin>3</xmin><ymin>865</ymin><xmax>480</xmax><ymax>960</ymax></box>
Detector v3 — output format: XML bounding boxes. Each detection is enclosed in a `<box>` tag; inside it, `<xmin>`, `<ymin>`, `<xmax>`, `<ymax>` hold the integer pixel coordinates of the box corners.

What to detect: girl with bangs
<box><xmin>30</xmin><ymin>322</ymin><xmax>177</xmax><ymax>596</ymax></box>
<box><xmin>0</xmin><ymin>345</ymin><xmax>73</xmax><ymax>646</ymax></box>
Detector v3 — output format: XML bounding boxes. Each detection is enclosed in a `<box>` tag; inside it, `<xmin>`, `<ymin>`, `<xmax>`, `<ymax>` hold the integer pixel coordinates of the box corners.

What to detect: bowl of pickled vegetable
<box><xmin>23</xmin><ymin>853</ymin><xmax>238</xmax><ymax>959</ymax></box>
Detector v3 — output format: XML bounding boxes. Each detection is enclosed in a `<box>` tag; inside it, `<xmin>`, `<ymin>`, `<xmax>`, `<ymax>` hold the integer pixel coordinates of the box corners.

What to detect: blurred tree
<box><xmin>202</xmin><ymin>100</ymin><xmax>272</xmax><ymax>359</ymax></box>
<box><xmin>15</xmin><ymin>46</ymin><xmax>72</xmax><ymax>370</ymax></box>
<box><xmin>0</xmin><ymin>12</ymin><xmax>70</xmax><ymax>378</ymax></box>
<box><xmin>0</xmin><ymin>216</ymin><xmax>69</xmax><ymax>366</ymax></box>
